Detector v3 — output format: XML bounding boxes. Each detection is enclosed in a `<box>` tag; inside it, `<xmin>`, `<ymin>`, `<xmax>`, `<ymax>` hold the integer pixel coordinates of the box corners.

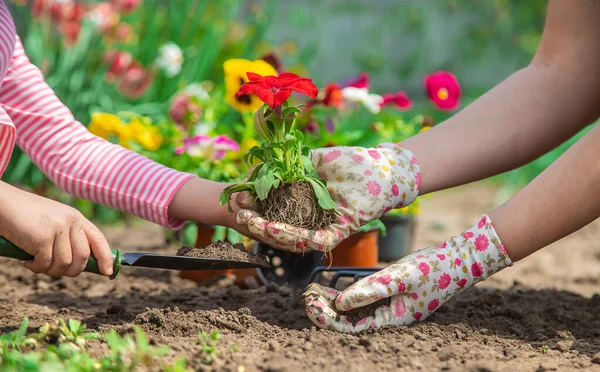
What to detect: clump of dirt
<box><xmin>176</xmin><ymin>240</ymin><xmax>269</xmax><ymax>267</ymax></box>
<box><xmin>338</xmin><ymin>298</ymin><xmax>392</xmax><ymax>324</ymax></box>
<box><xmin>258</xmin><ymin>181</ymin><xmax>336</xmax><ymax>230</ymax></box>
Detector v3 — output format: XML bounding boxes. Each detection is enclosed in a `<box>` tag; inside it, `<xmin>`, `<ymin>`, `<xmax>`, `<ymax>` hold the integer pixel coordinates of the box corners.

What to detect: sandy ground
<box><xmin>2</xmin><ymin>182</ymin><xmax>600</xmax><ymax>371</ymax></box>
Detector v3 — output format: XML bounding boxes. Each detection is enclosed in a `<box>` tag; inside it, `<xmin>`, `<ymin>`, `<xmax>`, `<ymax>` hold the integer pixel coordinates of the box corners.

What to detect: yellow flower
<box><xmin>118</xmin><ymin>118</ymin><xmax>163</xmax><ymax>151</ymax></box>
<box><xmin>88</xmin><ymin>113</ymin><xmax>121</xmax><ymax>140</ymax></box>
<box><xmin>224</xmin><ymin>58</ymin><xmax>277</xmax><ymax>113</ymax></box>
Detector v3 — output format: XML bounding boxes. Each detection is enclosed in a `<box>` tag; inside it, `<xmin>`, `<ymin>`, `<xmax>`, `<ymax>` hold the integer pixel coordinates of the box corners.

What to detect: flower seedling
<box><xmin>197</xmin><ymin>331</ymin><xmax>221</xmax><ymax>364</ymax></box>
<box><xmin>220</xmin><ymin>72</ymin><xmax>337</xmax><ymax>230</ymax></box>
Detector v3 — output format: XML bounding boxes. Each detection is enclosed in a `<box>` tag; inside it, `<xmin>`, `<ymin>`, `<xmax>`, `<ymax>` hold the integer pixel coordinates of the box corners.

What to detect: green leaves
<box><xmin>255</xmin><ymin>168</ymin><xmax>275</xmax><ymax>200</ymax></box>
<box><xmin>307</xmin><ymin>178</ymin><xmax>336</xmax><ymax>210</ymax></box>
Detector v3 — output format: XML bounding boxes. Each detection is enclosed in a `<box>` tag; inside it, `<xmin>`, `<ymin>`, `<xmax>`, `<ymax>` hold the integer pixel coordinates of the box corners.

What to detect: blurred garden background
<box><xmin>3</xmin><ymin>0</ymin><xmax>584</xmax><ymax>244</ymax></box>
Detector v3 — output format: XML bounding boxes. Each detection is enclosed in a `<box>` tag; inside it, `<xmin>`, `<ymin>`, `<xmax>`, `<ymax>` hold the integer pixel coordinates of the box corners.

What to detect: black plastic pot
<box><xmin>378</xmin><ymin>215</ymin><xmax>416</xmax><ymax>262</ymax></box>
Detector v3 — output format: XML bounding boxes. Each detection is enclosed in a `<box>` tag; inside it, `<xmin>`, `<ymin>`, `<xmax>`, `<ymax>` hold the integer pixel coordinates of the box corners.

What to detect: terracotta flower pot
<box><xmin>326</xmin><ymin>230</ymin><xmax>379</xmax><ymax>267</ymax></box>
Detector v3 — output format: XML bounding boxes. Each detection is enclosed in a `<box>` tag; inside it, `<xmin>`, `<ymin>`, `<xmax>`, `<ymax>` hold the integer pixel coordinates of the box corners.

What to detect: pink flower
<box><xmin>271</xmin><ymin>228</ymin><xmax>280</xmax><ymax>235</ymax></box>
<box><xmin>478</xmin><ymin>216</ymin><xmax>487</xmax><ymax>229</ymax></box>
<box><xmin>366</xmin><ymin>180</ymin><xmax>382</xmax><ymax>196</ymax></box>
<box><xmin>454</xmin><ymin>258</ymin><xmax>462</xmax><ymax>266</ymax></box>
<box><xmin>463</xmin><ymin>231</ymin><xmax>474</xmax><ymax>239</ymax></box>
<box><xmin>457</xmin><ymin>278</ymin><xmax>468</xmax><ymax>288</ymax></box>
<box><xmin>427</xmin><ymin>299</ymin><xmax>440</xmax><ymax>312</ymax></box>
<box><xmin>415</xmin><ymin>172</ymin><xmax>422</xmax><ymax>192</ymax></box>
<box><xmin>398</xmin><ymin>282</ymin><xmax>406</xmax><ymax>292</ymax></box>
<box><xmin>410</xmin><ymin>293</ymin><xmax>418</xmax><ymax>300</ymax></box>
<box><xmin>437</xmin><ymin>242</ymin><xmax>447</xmax><ymax>249</ymax></box>
<box><xmin>169</xmin><ymin>94</ymin><xmax>202</xmax><ymax>128</ymax></box>
<box><xmin>411</xmin><ymin>156</ymin><xmax>418</xmax><ymax>165</ymax></box>
<box><xmin>364</xmin><ymin>169</ymin><xmax>372</xmax><ymax>176</ymax></box>
<box><xmin>474</xmin><ymin>234</ymin><xmax>489</xmax><ymax>252</ymax></box>
<box><xmin>352</xmin><ymin>154</ymin><xmax>365</xmax><ymax>162</ymax></box>
<box><xmin>393</xmin><ymin>298</ymin><xmax>407</xmax><ymax>318</ymax></box>
<box><xmin>340</xmin><ymin>199</ymin><xmax>349</xmax><ymax>208</ymax></box>
<box><xmin>368</xmin><ymin>149</ymin><xmax>381</xmax><ymax>160</ymax></box>
<box><xmin>110</xmin><ymin>0</ymin><xmax>142</xmax><ymax>14</ymax></box>
<box><xmin>380</xmin><ymin>91</ymin><xmax>412</xmax><ymax>111</ymax></box>
<box><xmin>323</xmin><ymin>149</ymin><xmax>342</xmax><ymax>163</ymax></box>
<box><xmin>337</xmin><ymin>214</ymin><xmax>353</xmax><ymax>225</ymax></box>
<box><xmin>471</xmin><ymin>263</ymin><xmax>484</xmax><ymax>277</ymax></box>
<box><xmin>438</xmin><ymin>273</ymin><xmax>451</xmax><ymax>289</ymax></box>
<box><xmin>376</xmin><ymin>274</ymin><xmax>392</xmax><ymax>286</ymax></box>
<box><xmin>424</xmin><ymin>71</ymin><xmax>461</xmax><ymax>111</ymax></box>
<box><xmin>418</xmin><ymin>262</ymin><xmax>430</xmax><ymax>276</ymax></box>
<box><xmin>413</xmin><ymin>312</ymin><xmax>423</xmax><ymax>321</ymax></box>
<box><xmin>391</xmin><ymin>184</ymin><xmax>399</xmax><ymax>196</ymax></box>
<box><xmin>499</xmin><ymin>243</ymin><xmax>508</xmax><ymax>255</ymax></box>
<box><xmin>436</xmin><ymin>254</ymin><xmax>445</xmax><ymax>261</ymax></box>
<box><xmin>175</xmin><ymin>134</ymin><xmax>239</xmax><ymax>161</ymax></box>
<box><xmin>383</xmin><ymin>206</ymin><xmax>392</xmax><ymax>214</ymax></box>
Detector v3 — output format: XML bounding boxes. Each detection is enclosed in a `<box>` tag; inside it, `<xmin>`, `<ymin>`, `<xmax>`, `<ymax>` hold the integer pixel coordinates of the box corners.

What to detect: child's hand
<box><xmin>0</xmin><ymin>182</ymin><xmax>114</xmax><ymax>277</ymax></box>
<box><xmin>235</xmin><ymin>144</ymin><xmax>421</xmax><ymax>253</ymax></box>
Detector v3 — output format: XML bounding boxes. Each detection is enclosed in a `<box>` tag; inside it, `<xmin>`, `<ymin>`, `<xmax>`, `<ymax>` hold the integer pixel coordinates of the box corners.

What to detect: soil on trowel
<box><xmin>176</xmin><ymin>240</ymin><xmax>269</xmax><ymax>267</ymax></box>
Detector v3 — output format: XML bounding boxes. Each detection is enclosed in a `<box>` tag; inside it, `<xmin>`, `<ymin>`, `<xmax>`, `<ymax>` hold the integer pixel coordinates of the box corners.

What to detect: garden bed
<box><xmin>2</xmin><ymin>183</ymin><xmax>600</xmax><ymax>371</ymax></box>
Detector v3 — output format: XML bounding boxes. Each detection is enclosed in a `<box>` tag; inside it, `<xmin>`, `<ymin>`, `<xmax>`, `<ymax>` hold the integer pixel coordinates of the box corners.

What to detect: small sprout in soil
<box><xmin>541</xmin><ymin>345</ymin><xmax>549</xmax><ymax>354</ymax></box>
<box><xmin>220</xmin><ymin>74</ymin><xmax>338</xmax><ymax>231</ymax></box>
<box><xmin>197</xmin><ymin>331</ymin><xmax>222</xmax><ymax>364</ymax></box>
<box><xmin>0</xmin><ymin>317</ymin><xmax>176</xmax><ymax>371</ymax></box>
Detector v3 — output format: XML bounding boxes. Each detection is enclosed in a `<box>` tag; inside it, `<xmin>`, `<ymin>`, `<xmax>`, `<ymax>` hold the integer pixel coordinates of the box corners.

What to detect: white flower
<box><xmin>156</xmin><ymin>42</ymin><xmax>184</xmax><ymax>78</ymax></box>
<box><xmin>341</xmin><ymin>87</ymin><xmax>384</xmax><ymax>114</ymax></box>
<box><xmin>183</xmin><ymin>83</ymin><xmax>210</xmax><ymax>101</ymax></box>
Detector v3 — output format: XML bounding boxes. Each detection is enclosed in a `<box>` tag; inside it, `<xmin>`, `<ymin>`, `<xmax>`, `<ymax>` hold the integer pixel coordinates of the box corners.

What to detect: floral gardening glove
<box><xmin>236</xmin><ymin>143</ymin><xmax>421</xmax><ymax>253</ymax></box>
<box><xmin>303</xmin><ymin>215</ymin><xmax>513</xmax><ymax>333</ymax></box>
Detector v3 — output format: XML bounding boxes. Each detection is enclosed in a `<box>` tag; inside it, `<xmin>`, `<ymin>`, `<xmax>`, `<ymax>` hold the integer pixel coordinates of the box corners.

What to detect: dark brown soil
<box><xmin>176</xmin><ymin>240</ymin><xmax>269</xmax><ymax>266</ymax></box>
<box><xmin>259</xmin><ymin>181</ymin><xmax>336</xmax><ymax>230</ymax></box>
<box><xmin>3</xmin><ymin>183</ymin><xmax>600</xmax><ymax>371</ymax></box>
<box><xmin>338</xmin><ymin>298</ymin><xmax>392</xmax><ymax>324</ymax></box>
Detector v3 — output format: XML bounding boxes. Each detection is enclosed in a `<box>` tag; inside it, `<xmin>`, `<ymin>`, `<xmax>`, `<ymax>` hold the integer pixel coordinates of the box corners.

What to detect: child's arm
<box><xmin>1</xmin><ymin>36</ymin><xmax>208</xmax><ymax>230</ymax></box>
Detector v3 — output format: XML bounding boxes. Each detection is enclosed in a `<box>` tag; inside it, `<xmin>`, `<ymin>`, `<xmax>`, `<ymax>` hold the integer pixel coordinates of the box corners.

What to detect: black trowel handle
<box><xmin>0</xmin><ymin>236</ymin><xmax>121</xmax><ymax>279</ymax></box>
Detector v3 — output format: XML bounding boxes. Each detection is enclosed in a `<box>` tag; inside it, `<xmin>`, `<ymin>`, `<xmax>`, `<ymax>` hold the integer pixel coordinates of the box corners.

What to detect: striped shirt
<box><xmin>0</xmin><ymin>1</ymin><xmax>193</xmax><ymax>229</ymax></box>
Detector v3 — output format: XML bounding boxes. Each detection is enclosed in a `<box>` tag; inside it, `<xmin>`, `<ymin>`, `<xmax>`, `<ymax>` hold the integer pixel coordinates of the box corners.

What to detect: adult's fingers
<box><xmin>335</xmin><ymin>262</ymin><xmax>408</xmax><ymax>311</ymax></box>
<box><xmin>44</xmin><ymin>231</ymin><xmax>72</xmax><ymax>277</ymax></box>
<box><xmin>83</xmin><ymin>221</ymin><xmax>113</xmax><ymax>277</ymax></box>
<box><xmin>236</xmin><ymin>209</ymin><xmax>302</xmax><ymax>253</ymax></box>
<box><xmin>63</xmin><ymin>224</ymin><xmax>90</xmax><ymax>277</ymax></box>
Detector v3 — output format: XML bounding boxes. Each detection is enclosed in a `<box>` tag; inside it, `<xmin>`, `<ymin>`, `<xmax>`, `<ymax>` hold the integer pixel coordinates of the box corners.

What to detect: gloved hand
<box><xmin>302</xmin><ymin>215</ymin><xmax>513</xmax><ymax>333</ymax></box>
<box><xmin>235</xmin><ymin>144</ymin><xmax>421</xmax><ymax>253</ymax></box>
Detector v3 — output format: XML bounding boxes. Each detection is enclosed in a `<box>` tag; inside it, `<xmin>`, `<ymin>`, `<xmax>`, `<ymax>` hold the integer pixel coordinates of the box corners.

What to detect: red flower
<box><xmin>477</xmin><ymin>216</ymin><xmax>487</xmax><ymax>229</ymax></box>
<box><xmin>427</xmin><ymin>299</ymin><xmax>439</xmax><ymax>312</ymax></box>
<box><xmin>474</xmin><ymin>234</ymin><xmax>489</xmax><ymax>252</ymax></box>
<box><xmin>322</xmin><ymin>83</ymin><xmax>343</xmax><ymax>108</ymax></box>
<box><xmin>110</xmin><ymin>0</ymin><xmax>142</xmax><ymax>14</ymax></box>
<box><xmin>236</xmin><ymin>72</ymin><xmax>318</xmax><ymax>109</ymax></box>
<box><xmin>169</xmin><ymin>94</ymin><xmax>202</xmax><ymax>128</ymax></box>
<box><xmin>376</xmin><ymin>274</ymin><xmax>392</xmax><ymax>286</ymax></box>
<box><xmin>381</xmin><ymin>91</ymin><xmax>412</xmax><ymax>110</ymax></box>
<box><xmin>344</xmin><ymin>72</ymin><xmax>369</xmax><ymax>89</ymax></box>
<box><xmin>457</xmin><ymin>278</ymin><xmax>468</xmax><ymax>288</ymax></box>
<box><xmin>413</xmin><ymin>312</ymin><xmax>423</xmax><ymax>321</ymax></box>
<box><xmin>104</xmin><ymin>50</ymin><xmax>133</xmax><ymax>81</ymax></box>
<box><xmin>438</xmin><ymin>273</ymin><xmax>451</xmax><ymax>289</ymax></box>
<box><xmin>117</xmin><ymin>63</ymin><xmax>153</xmax><ymax>99</ymax></box>
<box><xmin>418</xmin><ymin>262</ymin><xmax>430</xmax><ymax>276</ymax></box>
<box><xmin>463</xmin><ymin>231</ymin><xmax>474</xmax><ymax>239</ymax></box>
<box><xmin>59</xmin><ymin>21</ymin><xmax>81</xmax><ymax>46</ymax></box>
<box><xmin>471</xmin><ymin>262</ymin><xmax>484</xmax><ymax>277</ymax></box>
<box><xmin>424</xmin><ymin>71</ymin><xmax>461</xmax><ymax>111</ymax></box>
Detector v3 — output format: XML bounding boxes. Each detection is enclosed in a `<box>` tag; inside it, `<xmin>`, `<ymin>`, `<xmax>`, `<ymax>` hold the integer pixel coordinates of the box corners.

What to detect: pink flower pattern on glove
<box><xmin>302</xmin><ymin>215</ymin><xmax>513</xmax><ymax>333</ymax></box>
<box><xmin>235</xmin><ymin>144</ymin><xmax>421</xmax><ymax>253</ymax></box>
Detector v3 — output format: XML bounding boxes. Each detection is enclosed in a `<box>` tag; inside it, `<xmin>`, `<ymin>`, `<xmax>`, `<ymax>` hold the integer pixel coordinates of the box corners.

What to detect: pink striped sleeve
<box><xmin>0</xmin><ymin>1</ymin><xmax>16</xmax><ymax>177</ymax></box>
<box><xmin>0</xmin><ymin>36</ymin><xmax>194</xmax><ymax>229</ymax></box>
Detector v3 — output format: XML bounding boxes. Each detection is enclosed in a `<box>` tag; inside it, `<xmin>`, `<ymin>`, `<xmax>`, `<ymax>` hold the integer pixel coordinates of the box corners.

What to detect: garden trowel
<box><xmin>0</xmin><ymin>236</ymin><xmax>270</xmax><ymax>280</ymax></box>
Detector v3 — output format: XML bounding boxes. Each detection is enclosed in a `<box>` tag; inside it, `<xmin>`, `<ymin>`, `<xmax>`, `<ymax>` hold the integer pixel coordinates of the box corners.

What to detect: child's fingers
<box><xmin>63</xmin><ymin>224</ymin><xmax>90</xmax><ymax>277</ymax></box>
<box><xmin>23</xmin><ymin>243</ymin><xmax>53</xmax><ymax>274</ymax></box>
<box><xmin>45</xmin><ymin>231</ymin><xmax>72</xmax><ymax>277</ymax></box>
<box><xmin>83</xmin><ymin>221</ymin><xmax>114</xmax><ymax>277</ymax></box>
